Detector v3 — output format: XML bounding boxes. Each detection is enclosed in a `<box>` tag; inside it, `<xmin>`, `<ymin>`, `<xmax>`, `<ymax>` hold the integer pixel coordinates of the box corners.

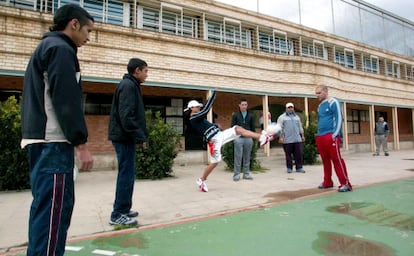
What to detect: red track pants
<box><xmin>316</xmin><ymin>133</ymin><xmax>352</xmax><ymax>190</ymax></box>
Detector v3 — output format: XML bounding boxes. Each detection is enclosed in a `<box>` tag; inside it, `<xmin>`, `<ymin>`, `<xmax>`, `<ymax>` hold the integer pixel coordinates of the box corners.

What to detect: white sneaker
<box><xmin>259</xmin><ymin>131</ymin><xmax>269</xmax><ymax>146</ymax></box>
<box><xmin>196</xmin><ymin>178</ymin><xmax>208</xmax><ymax>192</ymax></box>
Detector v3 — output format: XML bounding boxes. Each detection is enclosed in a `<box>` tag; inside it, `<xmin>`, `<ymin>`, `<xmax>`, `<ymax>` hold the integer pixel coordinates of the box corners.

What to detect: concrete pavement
<box><xmin>1</xmin><ymin>149</ymin><xmax>414</xmax><ymax>253</ymax></box>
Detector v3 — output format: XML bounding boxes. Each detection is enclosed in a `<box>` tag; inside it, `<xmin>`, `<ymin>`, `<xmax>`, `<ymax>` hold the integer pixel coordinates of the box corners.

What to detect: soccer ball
<box><xmin>266</xmin><ymin>122</ymin><xmax>282</xmax><ymax>135</ymax></box>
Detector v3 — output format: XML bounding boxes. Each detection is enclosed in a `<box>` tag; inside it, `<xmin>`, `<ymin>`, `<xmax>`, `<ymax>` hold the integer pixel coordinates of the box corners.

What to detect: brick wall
<box><xmin>0</xmin><ymin>3</ymin><xmax>413</xmax><ymax>153</ymax></box>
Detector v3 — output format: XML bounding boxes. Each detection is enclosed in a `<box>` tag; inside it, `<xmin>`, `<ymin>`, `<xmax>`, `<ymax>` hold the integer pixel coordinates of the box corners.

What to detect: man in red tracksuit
<box><xmin>315</xmin><ymin>85</ymin><xmax>352</xmax><ymax>192</ymax></box>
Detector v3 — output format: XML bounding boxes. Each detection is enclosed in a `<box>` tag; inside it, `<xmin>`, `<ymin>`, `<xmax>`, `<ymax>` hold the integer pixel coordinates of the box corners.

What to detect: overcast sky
<box><xmin>216</xmin><ymin>0</ymin><xmax>414</xmax><ymax>23</ymax></box>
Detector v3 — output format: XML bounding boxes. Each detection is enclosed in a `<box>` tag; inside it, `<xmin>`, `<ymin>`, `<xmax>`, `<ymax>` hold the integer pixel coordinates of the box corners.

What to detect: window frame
<box><xmin>363</xmin><ymin>55</ymin><xmax>379</xmax><ymax>74</ymax></box>
<box><xmin>386</xmin><ymin>60</ymin><xmax>400</xmax><ymax>78</ymax></box>
<box><xmin>313</xmin><ymin>40</ymin><xmax>326</xmax><ymax>59</ymax></box>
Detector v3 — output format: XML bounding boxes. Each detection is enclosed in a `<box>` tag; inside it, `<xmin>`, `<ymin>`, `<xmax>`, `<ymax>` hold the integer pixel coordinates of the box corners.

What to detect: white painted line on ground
<box><xmin>65</xmin><ymin>246</ymin><xmax>83</xmax><ymax>251</ymax></box>
<box><xmin>92</xmin><ymin>249</ymin><xmax>117</xmax><ymax>255</ymax></box>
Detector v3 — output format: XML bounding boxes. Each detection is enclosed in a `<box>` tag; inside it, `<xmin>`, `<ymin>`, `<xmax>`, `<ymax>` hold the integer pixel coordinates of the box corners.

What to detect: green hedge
<box><xmin>0</xmin><ymin>96</ymin><xmax>30</xmax><ymax>191</ymax></box>
<box><xmin>222</xmin><ymin>139</ymin><xmax>264</xmax><ymax>172</ymax></box>
<box><xmin>303</xmin><ymin>111</ymin><xmax>318</xmax><ymax>165</ymax></box>
<box><xmin>135</xmin><ymin>111</ymin><xmax>181</xmax><ymax>179</ymax></box>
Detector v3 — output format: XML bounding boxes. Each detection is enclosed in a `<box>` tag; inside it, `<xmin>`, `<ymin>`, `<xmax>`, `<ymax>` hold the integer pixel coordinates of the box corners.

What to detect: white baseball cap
<box><xmin>286</xmin><ymin>102</ymin><xmax>294</xmax><ymax>108</ymax></box>
<box><xmin>184</xmin><ymin>100</ymin><xmax>203</xmax><ymax>111</ymax></box>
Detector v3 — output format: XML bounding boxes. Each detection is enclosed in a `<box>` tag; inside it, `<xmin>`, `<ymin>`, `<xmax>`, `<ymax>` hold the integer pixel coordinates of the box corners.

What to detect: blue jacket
<box><xmin>317</xmin><ymin>97</ymin><xmax>343</xmax><ymax>138</ymax></box>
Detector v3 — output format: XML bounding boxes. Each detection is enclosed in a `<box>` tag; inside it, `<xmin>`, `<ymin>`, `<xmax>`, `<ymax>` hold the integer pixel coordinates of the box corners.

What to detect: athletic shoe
<box><xmin>243</xmin><ymin>174</ymin><xmax>253</xmax><ymax>180</ymax></box>
<box><xmin>287</xmin><ymin>168</ymin><xmax>293</xmax><ymax>173</ymax></box>
<box><xmin>126</xmin><ymin>210</ymin><xmax>139</xmax><ymax>218</ymax></box>
<box><xmin>296</xmin><ymin>168</ymin><xmax>305</xmax><ymax>173</ymax></box>
<box><xmin>196</xmin><ymin>178</ymin><xmax>208</xmax><ymax>192</ymax></box>
<box><xmin>318</xmin><ymin>183</ymin><xmax>333</xmax><ymax>189</ymax></box>
<box><xmin>109</xmin><ymin>214</ymin><xmax>138</xmax><ymax>226</ymax></box>
<box><xmin>259</xmin><ymin>131</ymin><xmax>273</xmax><ymax>146</ymax></box>
<box><xmin>338</xmin><ymin>184</ymin><xmax>351</xmax><ymax>192</ymax></box>
<box><xmin>233</xmin><ymin>174</ymin><xmax>240</xmax><ymax>181</ymax></box>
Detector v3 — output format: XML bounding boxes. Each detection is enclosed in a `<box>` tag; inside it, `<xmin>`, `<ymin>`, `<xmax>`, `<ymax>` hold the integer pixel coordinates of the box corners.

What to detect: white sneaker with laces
<box><xmin>196</xmin><ymin>178</ymin><xmax>208</xmax><ymax>192</ymax></box>
<box><xmin>259</xmin><ymin>131</ymin><xmax>269</xmax><ymax>146</ymax></box>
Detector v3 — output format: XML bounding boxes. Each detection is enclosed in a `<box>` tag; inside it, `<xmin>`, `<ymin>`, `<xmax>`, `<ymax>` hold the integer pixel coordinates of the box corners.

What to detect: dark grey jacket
<box><xmin>108</xmin><ymin>74</ymin><xmax>148</xmax><ymax>144</ymax></box>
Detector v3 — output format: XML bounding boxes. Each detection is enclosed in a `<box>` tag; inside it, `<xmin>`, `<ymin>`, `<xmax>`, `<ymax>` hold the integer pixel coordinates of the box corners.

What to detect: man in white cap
<box><xmin>276</xmin><ymin>102</ymin><xmax>306</xmax><ymax>173</ymax></box>
<box><xmin>184</xmin><ymin>90</ymin><xmax>273</xmax><ymax>192</ymax></box>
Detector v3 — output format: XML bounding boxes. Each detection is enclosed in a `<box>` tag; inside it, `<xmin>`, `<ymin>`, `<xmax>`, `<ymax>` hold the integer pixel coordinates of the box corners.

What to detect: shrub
<box><xmin>303</xmin><ymin>111</ymin><xmax>318</xmax><ymax>165</ymax></box>
<box><xmin>222</xmin><ymin>139</ymin><xmax>264</xmax><ymax>172</ymax></box>
<box><xmin>0</xmin><ymin>96</ymin><xmax>30</xmax><ymax>191</ymax></box>
<box><xmin>135</xmin><ymin>110</ymin><xmax>181</xmax><ymax>179</ymax></box>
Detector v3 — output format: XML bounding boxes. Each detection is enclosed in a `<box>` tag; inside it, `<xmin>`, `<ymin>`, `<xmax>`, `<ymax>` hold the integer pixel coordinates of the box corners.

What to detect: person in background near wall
<box><xmin>276</xmin><ymin>102</ymin><xmax>306</xmax><ymax>173</ymax></box>
<box><xmin>315</xmin><ymin>85</ymin><xmax>352</xmax><ymax>192</ymax></box>
<box><xmin>259</xmin><ymin>111</ymin><xmax>272</xmax><ymax>130</ymax></box>
<box><xmin>21</xmin><ymin>4</ymin><xmax>94</xmax><ymax>255</ymax></box>
<box><xmin>185</xmin><ymin>90</ymin><xmax>273</xmax><ymax>192</ymax></box>
<box><xmin>108</xmin><ymin>58</ymin><xmax>149</xmax><ymax>226</ymax></box>
<box><xmin>373</xmin><ymin>116</ymin><xmax>390</xmax><ymax>156</ymax></box>
<box><xmin>231</xmin><ymin>98</ymin><xmax>255</xmax><ymax>181</ymax></box>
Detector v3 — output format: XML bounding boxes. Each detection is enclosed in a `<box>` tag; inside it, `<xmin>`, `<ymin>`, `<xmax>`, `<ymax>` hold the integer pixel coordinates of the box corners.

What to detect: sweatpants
<box><xmin>315</xmin><ymin>133</ymin><xmax>352</xmax><ymax>190</ymax></box>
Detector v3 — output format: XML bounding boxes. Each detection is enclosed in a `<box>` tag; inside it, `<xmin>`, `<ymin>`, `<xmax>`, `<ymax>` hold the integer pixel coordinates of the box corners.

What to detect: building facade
<box><xmin>1</xmin><ymin>0</ymin><xmax>413</xmax><ymax>159</ymax></box>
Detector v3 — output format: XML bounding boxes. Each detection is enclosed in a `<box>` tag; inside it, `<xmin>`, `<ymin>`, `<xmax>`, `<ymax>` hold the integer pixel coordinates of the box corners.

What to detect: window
<box><xmin>162</xmin><ymin>9</ymin><xmax>183</xmax><ymax>35</ymax></box>
<box><xmin>144</xmin><ymin>96</ymin><xmax>184</xmax><ymax>135</ymax></box>
<box><xmin>206</xmin><ymin>20</ymin><xmax>222</xmax><ymax>43</ymax></box>
<box><xmin>54</xmin><ymin>0</ymin><xmax>125</xmax><ymax>26</ymax></box>
<box><xmin>0</xmin><ymin>90</ymin><xmax>22</xmax><ymax>102</ymax></box>
<box><xmin>347</xmin><ymin>109</ymin><xmax>361</xmax><ymax>134</ymax></box>
<box><xmin>138</xmin><ymin>6</ymin><xmax>159</xmax><ymax>31</ymax></box>
<box><xmin>158</xmin><ymin>3</ymin><xmax>196</xmax><ymax>38</ymax></box>
<box><xmin>106</xmin><ymin>0</ymin><xmax>125</xmax><ymax>25</ymax></box>
<box><xmin>165</xmin><ymin>98</ymin><xmax>184</xmax><ymax>134</ymax></box>
<box><xmin>273</xmin><ymin>30</ymin><xmax>288</xmax><ymax>54</ymax></box>
<box><xmin>407</xmin><ymin>65</ymin><xmax>414</xmax><ymax>81</ymax></box>
<box><xmin>313</xmin><ymin>40</ymin><xmax>325</xmax><ymax>59</ymax></box>
<box><xmin>335</xmin><ymin>48</ymin><xmax>355</xmax><ymax>69</ymax></box>
<box><xmin>386</xmin><ymin>60</ymin><xmax>400</xmax><ymax>78</ymax></box>
<box><xmin>301</xmin><ymin>42</ymin><xmax>313</xmax><ymax>57</ymax></box>
<box><xmin>363</xmin><ymin>55</ymin><xmax>379</xmax><ymax>74</ymax></box>
<box><xmin>335</xmin><ymin>51</ymin><xmax>345</xmax><ymax>66</ymax></box>
<box><xmin>1</xmin><ymin>0</ymin><xmax>36</xmax><ymax>10</ymax></box>
<box><xmin>258</xmin><ymin>32</ymin><xmax>272</xmax><ymax>53</ymax></box>
<box><xmin>223</xmin><ymin>17</ymin><xmax>240</xmax><ymax>46</ymax></box>
<box><xmin>84</xmin><ymin>93</ymin><xmax>113</xmax><ymax>115</ymax></box>
<box><xmin>138</xmin><ymin>3</ymin><xmax>197</xmax><ymax>38</ymax></box>
<box><xmin>258</xmin><ymin>31</ymin><xmax>288</xmax><ymax>54</ymax></box>
<box><xmin>205</xmin><ymin>18</ymin><xmax>251</xmax><ymax>48</ymax></box>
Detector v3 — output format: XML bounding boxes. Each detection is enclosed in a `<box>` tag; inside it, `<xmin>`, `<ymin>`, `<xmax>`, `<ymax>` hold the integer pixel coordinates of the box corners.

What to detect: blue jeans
<box><xmin>111</xmin><ymin>142</ymin><xmax>136</xmax><ymax>219</ymax></box>
<box><xmin>26</xmin><ymin>142</ymin><xmax>74</xmax><ymax>256</ymax></box>
<box><xmin>233</xmin><ymin>137</ymin><xmax>253</xmax><ymax>175</ymax></box>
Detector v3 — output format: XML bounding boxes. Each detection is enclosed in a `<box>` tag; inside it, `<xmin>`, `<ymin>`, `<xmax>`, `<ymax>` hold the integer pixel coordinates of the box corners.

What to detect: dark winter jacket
<box><xmin>231</xmin><ymin>110</ymin><xmax>256</xmax><ymax>132</ymax></box>
<box><xmin>108</xmin><ymin>74</ymin><xmax>148</xmax><ymax>144</ymax></box>
<box><xmin>21</xmin><ymin>31</ymin><xmax>88</xmax><ymax>146</ymax></box>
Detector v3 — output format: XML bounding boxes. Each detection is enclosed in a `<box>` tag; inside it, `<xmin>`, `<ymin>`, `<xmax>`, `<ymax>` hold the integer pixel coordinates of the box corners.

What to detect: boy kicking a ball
<box><xmin>184</xmin><ymin>90</ymin><xmax>273</xmax><ymax>192</ymax></box>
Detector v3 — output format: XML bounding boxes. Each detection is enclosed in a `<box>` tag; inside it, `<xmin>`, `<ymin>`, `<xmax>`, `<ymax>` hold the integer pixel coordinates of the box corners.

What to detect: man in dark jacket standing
<box><xmin>108</xmin><ymin>58</ymin><xmax>148</xmax><ymax>226</ymax></box>
<box><xmin>231</xmin><ymin>98</ymin><xmax>256</xmax><ymax>181</ymax></box>
<box><xmin>21</xmin><ymin>4</ymin><xmax>94</xmax><ymax>256</ymax></box>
